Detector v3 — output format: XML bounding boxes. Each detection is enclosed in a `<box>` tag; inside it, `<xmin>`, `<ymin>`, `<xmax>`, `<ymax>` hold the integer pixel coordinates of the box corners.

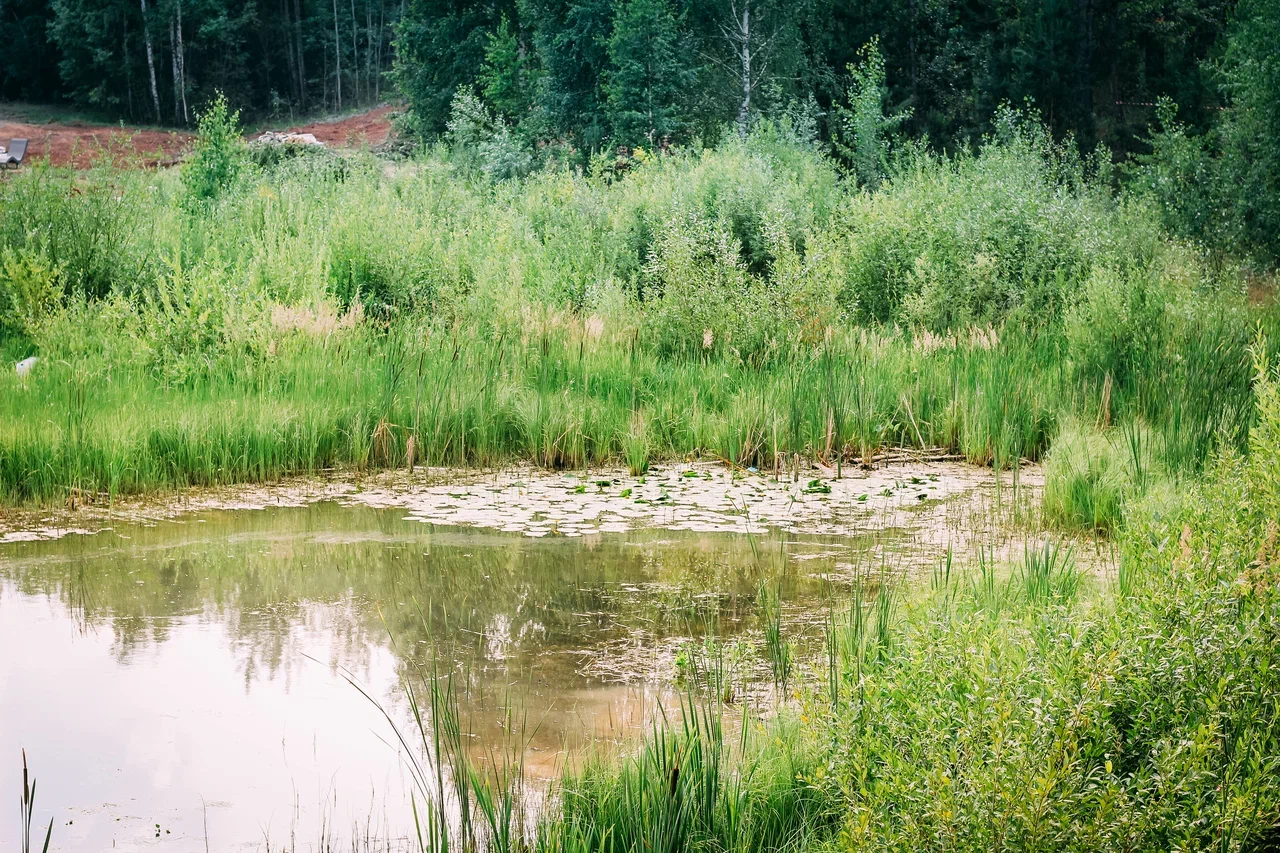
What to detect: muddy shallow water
<box><xmin>0</xmin><ymin>462</ymin><xmax>1039</xmax><ymax>852</ymax></box>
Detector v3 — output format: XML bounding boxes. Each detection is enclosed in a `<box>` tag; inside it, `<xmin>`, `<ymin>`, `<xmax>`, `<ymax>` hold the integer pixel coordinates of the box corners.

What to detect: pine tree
<box><xmin>521</xmin><ymin>0</ymin><xmax>614</xmax><ymax>149</ymax></box>
<box><xmin>480</xmin><ymin>13</ymin><xmax>538</xmax><ymax>122</ymax></box>
<box><xmin>605</xmin><ymin>0</ymin><xmax>688</xmax><ymax>148</ymax></box>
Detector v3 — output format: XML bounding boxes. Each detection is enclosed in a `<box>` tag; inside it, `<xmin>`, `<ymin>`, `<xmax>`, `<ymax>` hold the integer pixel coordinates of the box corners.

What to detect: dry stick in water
<box><xmin>902</xmin><ymin>395</ymin><xmax>926</xmax><ymax>450</ymax></box>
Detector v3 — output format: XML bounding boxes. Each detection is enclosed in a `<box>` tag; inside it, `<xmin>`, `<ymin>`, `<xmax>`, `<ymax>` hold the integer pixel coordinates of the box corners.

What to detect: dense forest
<box><xmin>1</xmin><ymin>0</ymin><xmax>1277</xmax><ymax>258</ymax></box>
<box><xmin>0</xmin><ymin>0</ymin><xmax>1252</xmax><ymax>144</ymax></box>
<box><xmin>0</xmin><ymin>0</ymin><xmax>398</xmax><ymax>121</ymax></box>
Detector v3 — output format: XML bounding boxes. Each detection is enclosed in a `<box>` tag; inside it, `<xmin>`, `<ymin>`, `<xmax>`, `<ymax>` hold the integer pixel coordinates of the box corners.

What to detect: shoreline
<box><xmin>0</xmin><ymin>458</ymin><xmax>1042</xmax><ymax>550</ymax></box>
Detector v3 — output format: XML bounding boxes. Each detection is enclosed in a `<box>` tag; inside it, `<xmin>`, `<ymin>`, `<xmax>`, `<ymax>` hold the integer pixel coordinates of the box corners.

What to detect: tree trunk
<box><xmin>170</xmin><ymin>15</ymin><xmax>181</xmax><ymax>122</ymax></box>
<box><xmin>294</xmin><ymin>0</ymin><xmax>307</xmax><ymax>108</ymax></box>
<box><xmin>332</xmin><ymin>0</ymin><xmax>342</xmax><ymax>110</ymax></box>
<box><xmin>350</xmin><ymin>0</ymin><xmax>360</xmax><ymax>104</ymax></box>
<box><xmin>283</xmin><ymin>0</ymin><xmax>300</xmax><ymax>106</ymax></box>
<box><xmin>123</xmin><ymin>16</ymin><xmax>135</xmax><ymax>119</ymax></box>
<box><xmin>176</xmin><ymin>0</ymin><xmax>188</xmax><ymax>122</ymax></box>
<box><xmin>375</xmin><ymin>0</ymin><xmax>385</xmax><ymax>101</ymax></box>
<box><xmin>139</xmin><ymin>0</ymin><xmax>162</xmax><ymax>122</ymax></box>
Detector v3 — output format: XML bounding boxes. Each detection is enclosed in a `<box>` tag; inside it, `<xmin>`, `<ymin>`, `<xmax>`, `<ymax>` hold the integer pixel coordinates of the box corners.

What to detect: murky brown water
<box><xmin>0</xmin><ymin>501</ymin><xmax>891</xmax><ymax>852</ymax></box>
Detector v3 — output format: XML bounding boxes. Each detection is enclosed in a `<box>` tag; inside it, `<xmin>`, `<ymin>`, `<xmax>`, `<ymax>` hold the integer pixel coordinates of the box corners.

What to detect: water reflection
<box><xmin>0</xmin><ymin>502</ymin><xmax>858</xmax><ymax>852</ymax></box>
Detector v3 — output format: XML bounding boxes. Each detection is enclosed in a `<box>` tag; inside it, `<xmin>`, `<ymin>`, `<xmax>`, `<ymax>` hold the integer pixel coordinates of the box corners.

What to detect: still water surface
<box><xmin>1</xmin><ymin>502</ymin><xmax>874</xmax><ymax>851</ymax></box>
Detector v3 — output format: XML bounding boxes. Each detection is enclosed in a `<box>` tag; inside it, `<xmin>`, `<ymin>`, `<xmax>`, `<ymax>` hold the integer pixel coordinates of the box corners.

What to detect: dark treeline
<box><xmin>392</xmin><ymin>0</ymin><xmax>1237</xmax><ymax>155</ymax></box>
<box><xmin>0</xmin><ymin>0</ymin><xmax>398</xmax><ymax>122</ymax></box>
<box><xmin>390</xmin><ymin>0</ymin><xmax>1277</xmax><ymax>260</ymax></box>
<box><xmin>1</xmin><ymin>0</ymin><xmax>1276</xmax><ymax>259</ymax></box>
<box><xmin>0</xmin><ymin>0</ymin><xmax>1238</xmax><ymax>144</ymax></box>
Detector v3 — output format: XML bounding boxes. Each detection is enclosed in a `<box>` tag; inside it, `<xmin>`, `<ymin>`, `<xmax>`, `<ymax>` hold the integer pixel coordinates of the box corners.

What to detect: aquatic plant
<box><xmin>20</xmin><ymin>750</ymin><xmax>53</xmax><ymax>853</ymax></box>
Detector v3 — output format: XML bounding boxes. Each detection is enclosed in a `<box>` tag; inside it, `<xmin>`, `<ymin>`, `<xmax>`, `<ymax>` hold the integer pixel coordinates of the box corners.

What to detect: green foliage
<box><xmin>605</xmin><ymin>0</ymin><xmax>689</xmax><ymax>148</ymax></box>
<box><xmin>523</xmin><ymin>370</ymin><xmax>1280</xmax><ymax>853</ymax></box>
<box><xmin>0</xmin><ymin>163</ymin><xmax>156</xmax><ymax>300</ymax></box>
<box><xmin>830</xmin><ymin>108</ymin><xmax>1145</xmax><ymax>329</ymax></box>
<box><xmin>1127</xmin><ymin>100</ymin><xmax>1230</xmax><ymax>247</ymax></box>
<box><xmin>394</xmin><ymin>0</ymin><xmax>502</xmax><ymax>137</ymax></box>
<box><xmin>0</xmin><ymin>124</ymin><xmax>1267</xmax><ymax>503</ymax></box>
<box><xmin>446</xmin><ymin>86</ymin><xmax>533</xmax><ymax>180</ymax></box>
<box><xmin>480</xmin><ymin>14</ymin><xmax>538</xmax><ymax>122</ymax></box>
<box><xmin>835</xmin><ymin>39</ymin><xmax>911</xmax><ymax>189</ymax></box>
<box><xmin>1218</xmin><ymin>0</ymin><xmax>1280</xmax><ymax>261</ymax></box>
<box><xmin>181</xmin><ymin>94</ymin><xmax>246</xmax><ymax>206</ymax></box>
<box><xmin>1129</xmin><ymin>0</ymin><xmax>1280</xmax><ymax>265</ymax></box>
<box><xmin>811</xmin><ymin>401</ymin><xmax>1280</xmax><ymax>850</ymax></box>
<box><xmin>0</xmin><ymin>247</ymin><xmax>63</xmax><ymax>339</ymax></box>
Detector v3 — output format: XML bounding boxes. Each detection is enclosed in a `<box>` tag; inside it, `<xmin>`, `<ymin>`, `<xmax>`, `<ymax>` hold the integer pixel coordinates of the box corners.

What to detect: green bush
<box><xmin>0</xmin><ymin>246</ymin><xmax>62</xmax><ymax>339</ymax></box>
<box><xmin>810</xmin><ymin>369</ymin><xmax>1280</xmax><ymax>851</ymax></box>
<box><xmin>182</xmin><ymin>94</ymin><xmax>247</xmax><ymax>207</ymax></box>
<box><xmin>0</xmin><ymin>164</ymin><xmax>159</xmax><ymax>299</ymax></box>
<box><xmin>831</xmin><ymin>109</ymin><xmax>1149</xmax><ymax>329</ymax></box>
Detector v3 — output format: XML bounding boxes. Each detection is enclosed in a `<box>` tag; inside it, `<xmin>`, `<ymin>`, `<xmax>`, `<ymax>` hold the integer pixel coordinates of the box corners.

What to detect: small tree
<box><xmin>446</xmin><ymin>86</ymin><xmax>532</xmax><ymax>181</ymax></box>
<box><xmin>1128</xmin><ymin>99</ymin><xmax>1226</xmax><ymax>246</ymax></box>
<box><xmin>605</xmin><ymin>0</ymin><xmax>689</xmax><ymax>149</ymax></box>
<box><xmin>181</xmin><ymin>93</ymin><xmax>245</xmax><ymax>206</ymax></box>
<box><xmin>835</xmin><ymin>39</ymin><xmax>910</xmax><ymax>189</ymax></box>
<box><xmin>480</xmin><ymin>14</ymin><xmax>539</xmax><ymax>123</ymax></box>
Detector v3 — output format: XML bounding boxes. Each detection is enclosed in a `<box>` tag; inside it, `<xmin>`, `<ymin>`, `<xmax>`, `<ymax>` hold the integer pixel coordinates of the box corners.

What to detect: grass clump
<box><xmin>1041</xmin><ymin>419</ymin><xmax>1163</xmax><ymax>532</ymax></box>
<box><xmin>546</xmin><ymin>704</ymin><xmax>827</xmax><ymax>853</ymax></box>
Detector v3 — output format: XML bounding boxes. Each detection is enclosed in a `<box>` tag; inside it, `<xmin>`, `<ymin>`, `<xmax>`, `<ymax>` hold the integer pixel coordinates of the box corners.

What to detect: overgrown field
<box><xmin>0</xmin><ymin>109</ymin><xmax>1274</xmax><ymax>531</ymax></box>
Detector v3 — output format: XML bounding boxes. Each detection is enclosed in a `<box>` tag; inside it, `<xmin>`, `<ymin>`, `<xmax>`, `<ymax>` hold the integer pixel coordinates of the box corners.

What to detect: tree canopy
<box><xmin>0</xmin><ymin>0</ymin><xmax>1240</xmax><ymax>149</ymax></box>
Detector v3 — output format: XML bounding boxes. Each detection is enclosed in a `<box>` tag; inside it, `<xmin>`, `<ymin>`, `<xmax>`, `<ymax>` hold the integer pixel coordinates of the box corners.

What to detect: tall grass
<box><xmin>0</xmin><ymin>115</ymin><xmax>1272</xmax><ymax>507</ymax></box>
<box><xmin>0</xmin><ymin>325</ymin><xmax>1068</xmax><ymax>502</ymax></box>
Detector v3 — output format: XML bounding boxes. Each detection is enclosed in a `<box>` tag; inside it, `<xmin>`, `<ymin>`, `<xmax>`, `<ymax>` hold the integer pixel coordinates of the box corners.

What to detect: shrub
<box><xmin>0</xmin><ymin>165</ymin><xmax>157</xmax><ymax>299</ymax></box>
<box><xmin>445</xmin><ymin>86</ymin><xmax>532</xmax><ymax>181</ymax></box>
<box><xmin>0</xmin><ymin>246</ymin><xmax>62</xmax><ymax>339</ymax></box>
<box><xmin>834</xmin><ymin>39</ymin><xmax>910</xmax><ymax>189</ymax></box>
<box><xmin>827</xmin><ymin>109</ymin><xmax>1146</xmax><ymax>329</ymax></box>
<box><xmin>182</xmin><ymin>93</ymin><xmax>247</xmax><ymax>206</ymax></box>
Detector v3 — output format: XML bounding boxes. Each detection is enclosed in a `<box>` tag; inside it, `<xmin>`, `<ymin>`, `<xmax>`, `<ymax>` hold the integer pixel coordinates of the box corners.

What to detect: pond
<box><xmin>0</xmin><ymin>463</ymin><xmax>1029</xmax><ymax>851</ymax></box>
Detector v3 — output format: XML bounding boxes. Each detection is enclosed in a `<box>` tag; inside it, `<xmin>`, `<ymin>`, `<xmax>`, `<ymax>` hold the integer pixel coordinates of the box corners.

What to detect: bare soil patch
<box><xmin>0</xmin><ymin>118</ymin><xmax>192</xmax><ymax>168</ymax></box>
<box><xmin>0</xmin><ymin>104</ymin><xmax>396</xmax><ymax>169</ymax></box>
<box><xmin>285</xmin><ymin>104</ymin><xmax>396</xmax><ymax>147</ymax></box>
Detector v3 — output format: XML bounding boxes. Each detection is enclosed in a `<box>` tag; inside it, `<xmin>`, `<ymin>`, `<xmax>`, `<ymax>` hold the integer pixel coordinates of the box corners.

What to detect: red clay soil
<box><xmin>0</xmin><ymin>104</ymin><xmax>396</xmax><ymax>170</ymax></box>
<box><xmin>284</xmin><ymin>104</ymin><xmax>396</xmax><ymax>147</ymax></box>
<box><xmin>0</xmin><ymin>119</ymin><xmax>194</xmax><ymax>169</ymax></box>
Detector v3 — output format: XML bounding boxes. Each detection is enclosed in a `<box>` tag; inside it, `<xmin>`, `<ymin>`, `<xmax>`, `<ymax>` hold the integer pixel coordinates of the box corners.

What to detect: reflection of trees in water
<box><xmin>1</xmin><ymin>503</ymin><xmax>839</xmax><ymax>695</ymax></box>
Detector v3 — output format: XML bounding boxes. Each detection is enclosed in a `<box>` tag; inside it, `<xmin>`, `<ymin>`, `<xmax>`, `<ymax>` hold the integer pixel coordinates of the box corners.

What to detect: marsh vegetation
<box><xmin>3</xmin><ymin>43</ymin><xmax>1280</xmax><ymax>852</ymax></box>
